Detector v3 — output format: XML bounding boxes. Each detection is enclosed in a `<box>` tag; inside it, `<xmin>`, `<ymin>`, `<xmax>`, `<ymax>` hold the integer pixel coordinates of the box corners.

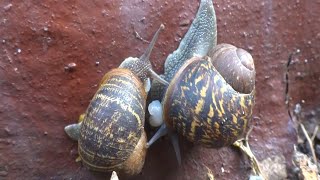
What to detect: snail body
<box><xmin>65</xmin><ymin>25</ymin><xmax>166</xmax><ymax>176</ymax></box>
<box><xmin>163</xmin><ymin>0</ymin><xmax>217</xmax><ymax>81</ymax></box>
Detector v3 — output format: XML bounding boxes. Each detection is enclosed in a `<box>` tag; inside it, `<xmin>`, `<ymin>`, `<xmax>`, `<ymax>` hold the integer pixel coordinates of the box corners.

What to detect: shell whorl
<box><xmin>79</xmin><ymin>68</ymin><xmax>147</xmax><ymax>172</ymax></box>
<box><xmin>208</xmin><ymin>44</ymin><xmax>255</xmax><ymax>94</ymax></box>
<box><xmin>163</xmin><ymin>57</ymin><xmax>255</xmax><ymax>147</ymax></box>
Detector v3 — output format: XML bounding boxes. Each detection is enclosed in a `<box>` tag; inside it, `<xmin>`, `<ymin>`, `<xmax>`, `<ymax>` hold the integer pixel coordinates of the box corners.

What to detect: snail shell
<box><xmin>78</xmin><ymin>68</ymin><xmax>147</xmax><ymax>174</ymax></box>
<box><xmin>147</xmin><ymin>44</ymin><xmax>255</xmax><ymax>164</ymax></box>
<box><xmin>79</xmin><ymin>68</ymin><xmax>147</xmax><ymax>175</ymax></box>
<box><xmin>208</xmin><ymin>43</ymin><xmax>255</xmax><ymax>94</ymax></box>
<box><xmin>163</xmin><ymin>49</ymin><xmax>255</xmax><ymax>147</ymax></box>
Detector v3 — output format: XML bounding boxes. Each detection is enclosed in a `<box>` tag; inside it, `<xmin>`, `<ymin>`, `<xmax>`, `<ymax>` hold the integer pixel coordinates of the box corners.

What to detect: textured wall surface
<box><xmin>0</xmin><ymin>0</ymin><xmax>319</xmax><ymax>179</ymax></box>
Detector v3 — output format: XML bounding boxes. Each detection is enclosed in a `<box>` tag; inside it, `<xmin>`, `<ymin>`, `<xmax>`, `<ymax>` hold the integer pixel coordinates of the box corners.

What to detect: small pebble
<box><xmin>4</xmin><ymin>127</ymin><xmax>12</xmax><ymax>136</ymax></box>
<box><xmin>248</xmin><ymin>46</ymin><xmax>254</xmax><ymax>51</ymax></box>
<box><xmin>101</xmin><ymin>9</ymin><xmax>108</xmax><ymax>16</ymax></box>
<box><xmin>0</xmin><ymin>170</ymin><xmax>8</xmax><ymax>177</ymax></box>
<box><xmin>294</xmin><ymin>103</ymin><xmax>301</xmax><ymax>115</ymax></box>
<box><xmin>3</xmin><ymin>3</ymin><xmax>12</xmax><ymax>11</ymax></box>
<box><xmin>70</xmin><ymin>148</ymin><xmax>78</xmax><ymax>156</ymax></box>
<box><xmin>0</xmin><ymin>165</ymin><xmax>8</xmax><ymax>176</ymax></box>
<box><xmin>221</xmin><ymin>166</ymin><xmax>225</xmax><ymax>173</ymax></box>
<box><xmin>179</xmin><ymin>19</ymin><xmax>190</xmax><ymax>27</ymax></box>
<box><xmin>64</xmin><ymin>62</ymin><xmax>77</xmax><ymax>72</ymax></box>
<box><xmin>139</xmin><ymin>17</ymin><xmax>146</xmax><ymax>23</ymax></box>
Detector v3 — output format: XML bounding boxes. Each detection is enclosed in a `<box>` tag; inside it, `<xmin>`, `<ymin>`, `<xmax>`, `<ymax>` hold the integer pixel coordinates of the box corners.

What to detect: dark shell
<box><xmin>163</xmin><ymin>57</ymin><xmax>255</xmax><ymax>147</ymax></box>
<box><xmin>79</xmin><ymin>68</ymin><xmax>147</xmax><ymax>172</ymax></box>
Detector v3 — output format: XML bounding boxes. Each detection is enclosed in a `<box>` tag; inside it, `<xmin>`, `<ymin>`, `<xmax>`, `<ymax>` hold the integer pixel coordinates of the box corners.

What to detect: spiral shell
<box><xmin>208</xmin><ymin>43</ymin><xmax>255</xmax><ymax>94</ymax></box>
<box><xmin>163</xmin><ymin>56</ymin><xmax>255</xmax><ymax>147</ymax></box>
<box><xmin>79</xmin><ymin>68</ymin><xmax>147</xmax><ymax>175</ymax></box>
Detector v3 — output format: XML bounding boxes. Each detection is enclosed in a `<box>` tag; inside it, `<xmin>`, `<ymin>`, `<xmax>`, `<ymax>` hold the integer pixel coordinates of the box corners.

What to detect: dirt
<box><xmin>0</xmin><ymin>0</ymin><xmax>319</xmax><ymax>179</ymax></box>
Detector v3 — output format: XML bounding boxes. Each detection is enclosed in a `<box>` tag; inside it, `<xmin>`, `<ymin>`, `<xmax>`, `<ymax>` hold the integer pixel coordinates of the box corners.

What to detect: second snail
<box><xmin>64</xmin><ymin>25</ymin><xmax>167</xmax><ymax>176</ymax></box>
<box><xmin>147</xmin><ymin>0</ymin><xmax>256</xmax><ymax>164</ymax></box>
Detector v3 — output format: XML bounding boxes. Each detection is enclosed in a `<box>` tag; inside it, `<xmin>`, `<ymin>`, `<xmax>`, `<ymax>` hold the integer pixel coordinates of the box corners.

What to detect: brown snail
<box><xmin>147</xmin><ymin>0</ymin><xmax>255</xmax><ymax>165</ymax></box>
<box><xmin>64</xmin><ymin>25</ymin><xmax>167</xmax><ymax>176</ymax></box>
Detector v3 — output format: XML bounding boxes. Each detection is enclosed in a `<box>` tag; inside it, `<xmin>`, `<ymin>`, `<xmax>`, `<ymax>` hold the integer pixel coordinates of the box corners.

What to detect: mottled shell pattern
<box><xmin>147</xmin><ymin>0</ymin><xmax>255</xmax><ymax>148</ymax></box>
<box><xmin>69</xmin><ymin>24</ymin><xmax>166</xmax><ymax>175</ymax></box>
<box><xmin>79</xmin><ymin>68</ymin><xmax>147</xmax><ymax>175</ymax></box>
<box><xmin>163</xmin><ymin>54</ymin><xmax>255</xmax><ymax>147</ymax></box>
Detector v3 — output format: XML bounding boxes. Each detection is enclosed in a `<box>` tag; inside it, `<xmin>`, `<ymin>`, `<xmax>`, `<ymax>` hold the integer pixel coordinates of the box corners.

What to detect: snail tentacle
<box><xmin>144</xmin><ymin>78</ymin><xmax>151</xmax><ymax>93</ymax></box>
<box><xmin>139</xmin><ymin>24</ymin><xmax>165</xmax><ymax>63</ymax></box>
<box><xmin>147</xmin><ymin>123</ymin><xmax>168</xmax><ymax>148</ymax></box>
<box><xmin>119</xmin><ymin>24</ymin><xmax>165</xmax><ymax>82</ymax></box>
<box><xmin>147</xmin><ymin>121</ymin><xmax>182</xmax><ymax>165</ymax></box>
<box><xmin>169</xmin><ymin>132</ymin><xmax>181</xmax><ymax>165</ymax></box>
<box><xmin>148</xmin><ymin>69</ymin><xmax>169</xmax><ymax>86</ymax></box>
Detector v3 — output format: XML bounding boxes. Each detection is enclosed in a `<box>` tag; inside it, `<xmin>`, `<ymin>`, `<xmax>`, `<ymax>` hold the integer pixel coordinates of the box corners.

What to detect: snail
<box><xmin>64</xmin><ymin>24</ymin><xmax>167</xmax><ymax>176</ymax></box>
<box><xmin>147</xmin><ymin>0</ymin><xmax>255</xmax><ymax>165</ymax></box>
<box><xmin>147</xmin><ymin>0</ymin><xmax>217</xmax><ymax>163</ymax></box>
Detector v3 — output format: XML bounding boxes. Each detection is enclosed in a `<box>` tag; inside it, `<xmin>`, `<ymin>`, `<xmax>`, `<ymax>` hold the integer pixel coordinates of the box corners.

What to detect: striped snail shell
<box><xmin>147</xmin><ymin>0</ymin><xmax>218</xmax><ymax>164</ymax></box>
<box><xmin>64</xmin><ymin>25</ymin><xmax>166</xmax><ymax>176</ymax></box>
<box><xmin>79</xmin><ymin>68</ymin><xmax>148</xmax><ymax>175</ymax></box>
<box><xmin>146</xmin><ymin>0</ymin><xmax>255</xmax><ymax>165</ymax></box>
<box><xmin>163</xmin><ymin>44</ymin><xmax>255</xmax><ymax>147</ymax></box>
<box><xmin>147</xmin><ymin>44</ymin><xmax>255</xmax><ymax>163</ymax></box>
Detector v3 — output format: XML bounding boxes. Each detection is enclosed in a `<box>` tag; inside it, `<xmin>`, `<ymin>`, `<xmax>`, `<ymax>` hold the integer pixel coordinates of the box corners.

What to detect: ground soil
<box><xmin>0</xmin><ymin>0</ymin><xmax>319</xmax><ymax>179</ymax></box>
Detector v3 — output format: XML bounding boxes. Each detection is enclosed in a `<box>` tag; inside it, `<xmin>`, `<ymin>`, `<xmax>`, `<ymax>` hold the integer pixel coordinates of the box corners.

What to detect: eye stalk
<box><xmin>119</xmin><ymin>24</ymin><xmax>168</xmax><ymax>85</ymax></box>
